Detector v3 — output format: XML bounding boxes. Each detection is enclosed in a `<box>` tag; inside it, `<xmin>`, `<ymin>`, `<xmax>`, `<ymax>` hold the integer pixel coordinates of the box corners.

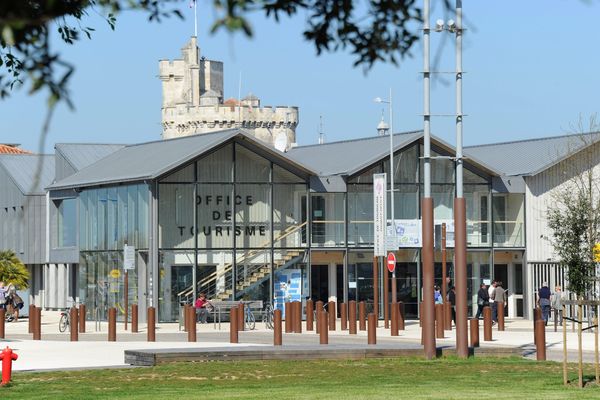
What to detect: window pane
<box><xmin>235</xmin><ymin>144</ymin><xmax>270</xmax><ymax>182</ymax></box>
<box><xmin>159</xmin><ymin>184</ymin><xmax>195</xmax><ymax>248</ymax></box>
<box><xmin>197</xmin><ymin>143</ymin><xmax>233</xmax><ymax>182</ymax></box>
<box><xmin>197</xmin><ymin>184</ymin><xmax>234</xmax><ymax>248</ymax></box>
<box><xmin>235</xmin><ymin>184</ymin><xmax>271</xmax><ymax>248</ymax></box>
<box><xmin>273</xmin><ymin>184</ymin><xmax>307</xmax><ymax>247</ymax></box>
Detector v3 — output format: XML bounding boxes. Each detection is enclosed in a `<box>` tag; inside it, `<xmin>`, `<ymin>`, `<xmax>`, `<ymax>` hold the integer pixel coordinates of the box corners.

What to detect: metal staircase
<box><xmin>177</xmin><ymin>222</ymin><xmax>306</xmax><ymax>304</ymax></box>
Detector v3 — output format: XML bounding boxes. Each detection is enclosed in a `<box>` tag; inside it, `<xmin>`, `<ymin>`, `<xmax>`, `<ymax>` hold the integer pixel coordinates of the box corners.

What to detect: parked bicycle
<box><xmin>245</xmin><ymin>304</ymin><xmax>256</xmax><ymax>331</ymax></box>
<box><xmin>263</xmin><ymin>303</ymin><xmax>274</xmax><ymax>329</ymax></box>
<box><xmin>59</xmin><ymin>308</ymin><xmax>70</xmax><ymax>332</ymax></box>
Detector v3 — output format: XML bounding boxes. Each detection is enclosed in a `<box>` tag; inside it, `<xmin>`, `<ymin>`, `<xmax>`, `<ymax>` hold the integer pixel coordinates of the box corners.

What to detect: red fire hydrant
<box><xmin>0</xmin><ymin>346</ymin><xmax>18</xmax><ymax>385</ymax></box>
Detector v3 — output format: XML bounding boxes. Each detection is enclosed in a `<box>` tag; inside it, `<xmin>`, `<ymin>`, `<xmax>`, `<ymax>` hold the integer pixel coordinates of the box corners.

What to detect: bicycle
<box><xmin>245</xmin><ymin>304</ymin><xmax>256</xmax><ymax>331</ymax></box>
<box><xmin>59</xmin><ymin>308</ymin><xmax>70</xmax><ymax>333</ymax></box>
<box><xmin>263</xmin><ymin>303</ymin><xmax>274</xmax><ymax>330</ymax></box>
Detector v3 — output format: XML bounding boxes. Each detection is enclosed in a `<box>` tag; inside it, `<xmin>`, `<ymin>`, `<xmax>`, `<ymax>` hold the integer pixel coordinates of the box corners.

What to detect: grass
<box><xmin>2</xmin><ymin>357</ymin><xmax>600</xmax><ymax>399</ymax></box>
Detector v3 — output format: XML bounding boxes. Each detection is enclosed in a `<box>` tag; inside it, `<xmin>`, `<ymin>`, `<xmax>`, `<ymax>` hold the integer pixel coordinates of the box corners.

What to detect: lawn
<box><xmin>2</xmin><ymin>357</ymin><xmax>599</xmax><ymax>399</ymax></box>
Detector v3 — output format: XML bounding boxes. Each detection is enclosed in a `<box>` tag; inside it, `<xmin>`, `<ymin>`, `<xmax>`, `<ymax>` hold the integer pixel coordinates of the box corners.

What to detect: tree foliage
<box><xmin>0</xmin><ymin>250</ymin><xmax>30</xmax><ymax>289</ymax></box>
<box><xmin>0</xmin><ymin>0</ymin><xmax>444</xmax><ymax>106</ymax></box>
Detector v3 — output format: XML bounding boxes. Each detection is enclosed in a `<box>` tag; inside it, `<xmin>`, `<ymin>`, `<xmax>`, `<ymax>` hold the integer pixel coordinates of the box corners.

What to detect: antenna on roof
<box><xmin>318</xmin><ymin>115</ymin><xmax>325</xmax><ymax>145</ymax></box>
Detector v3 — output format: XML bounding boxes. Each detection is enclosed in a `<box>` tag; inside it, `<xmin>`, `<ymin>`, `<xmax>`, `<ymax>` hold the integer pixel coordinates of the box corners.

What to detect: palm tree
<box><xmin>0</xmin><ymin>250</ymin><xmax>29</xmax><ymax>289</ymax></box>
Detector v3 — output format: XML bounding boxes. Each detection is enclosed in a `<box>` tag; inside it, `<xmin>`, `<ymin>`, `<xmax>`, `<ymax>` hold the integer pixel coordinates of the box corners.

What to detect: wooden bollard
<box><xmin>498</xmin><ymin>302</ymin><xmax>505</xmax><ymax>331</ymax></box>
<box><xmin>188</xmin><ymin>306</ymin><xmax>196</xmax><ymax>342</ymax></box>
<box><xmin>470</xmin><ymin>318</ymin><xmax>479</xmax><ymax>347</ymax></box>
<box><xmin>28</xmin><ymin>304</ymin><xmax>34</xmax><ymax>333</ymax></box>
<box><xmin>340</xmin><ymin>302</ymin><xmax>348</xmax><ymax>331</ymax></box>
<box><xmin>348</xmin><ymin>300</ymin><xmax>357</xmax><ymax>334</ymax></box>
<box><xmin>390</xmin><ymin>302</ymin><xmax>398</xmax><ymax>336</ymax></box>
<box><xmin>108</xmin><ymin>307</ymin><xmax>116</xmax><ymax>342</ymax></box>
<box><xmin>319</xmin><ymin>311</ymin><xmax>328</xmax><ymax>345</ymax></box>
<box><xmin>398</xmin><ymin>301</ymin><xmax>405</xmax><ymax>331</ymax></box>
<box><xmin>368</xmin><ymin>313</ymin><xmax>377</xmax><ymax>345</ymax></box>
<box><xmin>359</xmin><ymin>301</ymin><xmax>366</xmax><ymax>331</ymax></box>
<box><xmin>435</xmin><ymin>303</ymin><xmax>444</xmax><ymax>339</ymax></box>
<box><xmin>285</xmin><ymin>302</ymin><xmax>292</xmax><ymax>333</ymax></box>
<box><xmin>328</xmin><ymin>301</ymin><xmax>336</xmax><ymax>331</ymax></box>
<box><xmin>183</xmin><ymin>304</ymin><xmax>189</xmax><ymax>332</ymax></box>
<box><xmin>306</xmin><ymin>300</ymin><xmax>314</xmax><ymax>331</ymax></box>
<box><xmin>147</xmin><ymin>307</ymin><xmax>156</xmax><ymax>342</ymax></box>
<box><xmin>33</xmin><ymin>307</ymin><xmax>41</xmax><ymax>340</ymax></box>
<box><xmin>274</xmin><ymin>309</ymin><xmax>282</xmax><ymax>345</ymax></box>
<box><xmin>70</xmin><ymin>307</ymin><xmax>78</xmax><ymax>341</ymax></box>
<box><xmin>0</xmin><ymin>309</ymin><xmax>4</xmax><ymax>338</ymax></box>
<box><xmin>533</xmin><ymin>307</ymin><xmax>541</xmax><ymax>333</ymax></box>
<box><xmin>444</xmin><ymin>302</ymin><xmax>452</xmax><ymax>330</ymax></box>
<box><xmin>131</xmin><ymin>304</ymin><xmax>138</xmax><ymax>333</ymax></box>
<box><xmin>238</xmin><ymin>303</ymin><xmax>245</xmax><ymax>332</ymax></box>
<box><xmin>78</xmin><ymin>304</ymin><xmax>86</xmax><ymax>333</ymax></box>
<box><xmin>535</xmin><ymin>319</ymin><xmax>546</xmax><ymax>361</ymax></box>
<box><xmin>315</xmin><ymin>301</ymin><xmax>323</xmax><ymax>334</ymax></box>
<box><xmin>483</xmin><ymin>306</ymin><xmax>492</xmax><ymax>341</ymax></box>
<box><xmin>230</xmin><ymin>307</ymin><xmax>238</xmax><ymax>343</ymax></box>
<box><xmin>294</xmin><ymin>301</ymin><xmax>302</xmax><ymax>333</ymax></box>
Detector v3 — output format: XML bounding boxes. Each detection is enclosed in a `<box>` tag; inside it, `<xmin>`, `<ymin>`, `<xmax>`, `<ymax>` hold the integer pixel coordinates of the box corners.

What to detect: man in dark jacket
<box><xmin>448</xmin><ymin>286</ymin><xmax>456</xmax><ymax>324</ymax></box>
<box><xmin>475</xmin><ymin>283</ymin><xmax>489</xmax><ymax>319</ymax></box>
<box><xmin>537</xmin><ymin>282</ymin><xmax>551</xmax><ymax>325</ymax></box>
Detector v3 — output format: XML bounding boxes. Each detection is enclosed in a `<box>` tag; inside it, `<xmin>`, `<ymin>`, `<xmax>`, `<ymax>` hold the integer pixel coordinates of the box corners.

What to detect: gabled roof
<box><xmin>0</xmin><ymin>154</ymin><xmax>55</xmax><ymax>195</ymax></box>
<box><xmin>465</xmin><ymin>131</ymin><xmax>600</xmax><ymax>176</ymax></box>
<box><xmin>288</xmin><ymin>130</ymin><xmax>500</xmax><ymax>177</ymax></box>
<box><xmin>48</xmin><ymin>130</ymin><xmax>316</xmax><ymax>190</ymax></box>
<box><xmin>55</xmin><ymin>143</ymin><xmax>126</xmax><ymax>172</ymax></box>
<box><xmin>0</xmin><ymin>144</ymin><xmax>31</xmax><ymax>154</ymax></box>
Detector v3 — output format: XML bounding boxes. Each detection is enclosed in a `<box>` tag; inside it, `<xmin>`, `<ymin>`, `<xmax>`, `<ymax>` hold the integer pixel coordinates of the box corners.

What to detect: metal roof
<box><xmin>49</xmin><ymin>129</ymin><xmax>316</xmax><ymax>190</ymax></box>
<box><xmin>464</xmin><ymin>131</ymin><xmax>600</xmax><ymax>176</ymax></box>
<box><xmin>0</xmin><ymin>154</ymin><xmax>55</xmax><ymax>195</ymax></box>
<box><xmin>55</xmin><ymin>143</ymin><xmax>126</xmax><ymax>171</ymax></box>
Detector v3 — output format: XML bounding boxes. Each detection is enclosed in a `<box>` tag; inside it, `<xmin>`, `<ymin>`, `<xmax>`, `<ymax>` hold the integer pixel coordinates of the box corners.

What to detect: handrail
<box><xmin>177</xmin><ymin>221</ymin><xmax>307</xmax><ymax>298</ymax></box>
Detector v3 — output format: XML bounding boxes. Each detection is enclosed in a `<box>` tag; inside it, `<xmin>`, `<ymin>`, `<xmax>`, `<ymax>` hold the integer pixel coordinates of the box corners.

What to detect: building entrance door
<box><xmin>493</xmin><ymin>264</ymin><xmax>509</xmax><ymax>317</ymax></box>
<box><xmin>310</xmin><ymin>251</ymin><xmax>345</xmax><ymax>316</ymax></box>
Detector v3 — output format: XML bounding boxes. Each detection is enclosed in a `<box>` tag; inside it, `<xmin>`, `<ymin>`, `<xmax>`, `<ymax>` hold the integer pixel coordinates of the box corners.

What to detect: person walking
<box><xmin>551</xmin><ymin>285</ymin><xmax>563</xmax><ymax>325</ymax></box>
<box><xmin>475</xmin><ymin>283</ymin><xmax>489</xmax><ymax>319</ymax></box>
<box><xmin>491</xmin><ymin>281</ymin><xmax>506</xmax><ymax>324</ymax></box>
<box><xmin>447</xmin><ymin>286</ymin><xmax>456</xmax><ymax>323</ymax></box>
<box><xmin>537</xmin><ymin>282</ymin><xmax>551</xmax><ymax>325</ymax></box>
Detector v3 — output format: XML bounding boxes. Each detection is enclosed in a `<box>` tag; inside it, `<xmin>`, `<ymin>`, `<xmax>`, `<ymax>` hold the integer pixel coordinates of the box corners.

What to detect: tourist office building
<box><xmin>39</xmin><ymin>128</ymin><xmax>530</xmax><ymax>323</ymax></box>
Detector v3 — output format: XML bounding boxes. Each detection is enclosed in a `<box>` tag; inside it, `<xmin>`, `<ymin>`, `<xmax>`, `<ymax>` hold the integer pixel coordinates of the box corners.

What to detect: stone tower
<box><xmin>159</xmin><ymin>37</ymin><xmax>298</xmax><ymax>150</ymax></box>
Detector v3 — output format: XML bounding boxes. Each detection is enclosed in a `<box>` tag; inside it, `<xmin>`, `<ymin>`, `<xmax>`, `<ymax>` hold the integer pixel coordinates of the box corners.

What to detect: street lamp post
<box><xmin>374</xmin><ymin>89</ymin><xmax>397</xmax><ymax>304</ymax></box>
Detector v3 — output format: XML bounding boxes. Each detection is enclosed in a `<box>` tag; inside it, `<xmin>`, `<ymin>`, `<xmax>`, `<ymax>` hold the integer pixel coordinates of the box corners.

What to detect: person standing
<box><xmin>537</xmin><ymin>282</ymin><xmax>551</xmax><ymax>325</ymax></box>
<box><xmin>448</xmin><ymin>286</ymin><xmax>456</xmax><ymax>323</ymax></box>
<box><xmin>0</xmin><ymin>282</ymin><xmax>6</xmax><ymax>310</ymax></box>
<box><xmin>491</xmin><ymin>281</ymin><xmax>506</xmax><ymax>324</ymax></box>
<box><xmin>551</xmin><ymin>285</ymin><xmax>563</xmax><ymax>325</ymax></box>
<box><xmin>475</xmin><ymin>283</ymin><xmax>489</xmax><ymax>319</ymax></box>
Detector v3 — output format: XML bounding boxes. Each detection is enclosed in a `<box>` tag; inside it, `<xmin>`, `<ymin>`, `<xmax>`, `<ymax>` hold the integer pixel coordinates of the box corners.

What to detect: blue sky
<box><xmin>1</xmin><ymin>0</ymin><xmax>599</xmax><ymax>153</ymax></box>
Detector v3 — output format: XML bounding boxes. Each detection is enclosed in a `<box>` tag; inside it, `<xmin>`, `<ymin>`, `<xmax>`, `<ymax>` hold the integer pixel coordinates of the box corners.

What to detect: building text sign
<box><xmin>373</xmin><ymin>173</ymin><xmax>387</xmax><ymax>256</ymax></box>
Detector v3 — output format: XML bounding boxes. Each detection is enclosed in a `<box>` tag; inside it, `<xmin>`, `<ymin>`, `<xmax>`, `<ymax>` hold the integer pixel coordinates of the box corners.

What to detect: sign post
<box><xmin>373</xmin><ymin>173</ymin><xmax>387</xmax><ymax>323</ymax></box>
<box><xmin>123</xmin><ymin>245</ymin><xmax>135</xmax><ymax>331</ymax></box>
<box><xmin>387</xmin><ymin>252</ymin><xmax>396</xmax><ymax>273</ymax></box>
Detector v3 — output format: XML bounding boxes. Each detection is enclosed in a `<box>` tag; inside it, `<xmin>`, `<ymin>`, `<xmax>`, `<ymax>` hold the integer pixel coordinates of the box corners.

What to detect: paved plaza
<box><xmin>0</xmin><ymin>311</ymin><xmax>598</xmax><ymax>372</ymax></box>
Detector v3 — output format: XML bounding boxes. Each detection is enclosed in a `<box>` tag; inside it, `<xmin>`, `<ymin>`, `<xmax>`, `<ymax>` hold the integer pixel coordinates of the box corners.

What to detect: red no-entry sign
<box><xmin>387</xmin><ymin>252</ymin><xmax>396</xmax><ymax>273</ymax></box>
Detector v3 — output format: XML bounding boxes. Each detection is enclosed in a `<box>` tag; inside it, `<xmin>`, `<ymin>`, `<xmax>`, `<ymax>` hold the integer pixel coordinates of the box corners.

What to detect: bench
<box><xmin>180</xmin><ymin>300</ymin><xmax>264</xmax><ymax>330</ymax></box>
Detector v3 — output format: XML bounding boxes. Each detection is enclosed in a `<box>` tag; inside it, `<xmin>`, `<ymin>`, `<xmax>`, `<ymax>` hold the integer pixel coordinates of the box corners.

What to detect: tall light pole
<box><xmin>421</xmin><ymin>0</ymin><xmax>436</xmax><ymax>360</ymax></box>
<box><xmin>374</xmin><ymin>89</ymin><xmax>397</xmax><ymax>304</ymax></box>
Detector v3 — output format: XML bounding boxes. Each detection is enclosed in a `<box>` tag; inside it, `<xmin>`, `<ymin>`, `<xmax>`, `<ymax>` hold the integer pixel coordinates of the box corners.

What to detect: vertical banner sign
<box><xmin>373</xmin><ymin>173</ymin><xmax>387</xmax><ymax>256</ymax></box>
<box><xmin>124</xmin><ymin>245</ymin><xmax>136</xmax><ymax>270</ymax></box>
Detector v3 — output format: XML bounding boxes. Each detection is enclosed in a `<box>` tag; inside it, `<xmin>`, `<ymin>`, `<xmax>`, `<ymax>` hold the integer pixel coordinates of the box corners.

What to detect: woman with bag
<box><xmin>475</xmin><ymin>283</ymin><xmax>489</xmax><ymax>319</ymax></box>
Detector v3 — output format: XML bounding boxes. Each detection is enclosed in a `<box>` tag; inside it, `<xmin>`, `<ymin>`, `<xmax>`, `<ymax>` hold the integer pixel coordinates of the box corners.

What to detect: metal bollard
<box><xmin>70</xmin><ymin>307</ymin><xmax>78</xmax><ymax>342</ymax></box>
<box><xmin>294</xmin><ymin>301</ymin><xmax>302</xmax><ymax>333</ymax></box>
<box><xmin>274</xmin><ymin>309</ymin><xmax>282</xmax><ymax>346</ymax></box>
<box><xmin>483</xmin><ymin>306</ymin><xmax>492</xmax><ymax>341</ymax></box>
<box><xmin>28</xmin><ymin>304</ymin><xmax>34</xmax><ymax>334</ymax></box>
<box><xmin>238</xmin><ymin>303</ymin><xmax>245</xmax><ymax>332</ymax></box>
<box><xmin>315</xmin><ymin>301</ymin><xmax>323</xmax><ymax>334</ymax></box>
<box><xmin>183</xmin><ymin>304</ymin><xmax>189</xmax><ymax>332</ymax></box>
<box><xmin>131</xmin><ymin>304</ymin><xmax>138</xmax><ymax>333</ymax></box>
<box><xmin>230</xmin><ymin>308</ymin><xmax>238</xmax><ymax>343</ymax></box>
<box><xmin>535</xmin><ymin>319</ymin><xmax>546</xmax><ymax>361</ymax></box>
<box><xmin>0</xmin><ymin>309</ymin><xmax>4</xmax><ymax>339</ymax></box>
<box><xmin>390</xmin><ymin>302</ymin><xmax>398</xmax><ymax>336</ymax></box>
<box><xmin>435</xmin><ymin>304</ymin><xmax>444</xmax><ymax>339</ymax></box>
<box><xmin>285</xmin><ymin>302</ymin><xmax>292</xmax><ymax>333</ymax></box>
<box><xmin>470</xmin><ymin>318</ymin><xmax>479</xmax><ymax>348</ymax></box>
<box><xmin>498</xmin><ymin>302</ymin><xmax>505</xmax><ymax>331</ymax></box>
<box><xmin>147</xmin><ymin>307</ymin><xmax>156</xmax><ymax>342</ymax></box>
<box><xmin>359</xmin><ymin>301</ymin><xmax>366</xmax><ymax>331</ymax></box>
<box><xmin>444</xmin><ymin>302</ymin><xmax>452</xmax><ymax>330</ymax></box>
<box><xmin>328</xmin><ymin>301</ymin><xmax>336</xmax><ymax>331</ymax></box>
<box><xmin>368</xmin><ymin>313</ymin><xmax>377</xmax><ymax>345</ymax></box>
<box><xmin>33</xmin><ymin>307</ymin><xmax>41</xmax><ymax>340</ymax></box>
<box><xmin>306</xmin><ymin>300</ymin><xmax>314</xmax><ymax>331</ymax></box>
<box><xmin>188</xmin><ymin>306</ymin><xmax>196</xmax><ymax>342</ymax></box>
<box><xmin>319</xmin><ymin>311</ymin><xmax>328</xmax><ymax>345</ymax></box>
<box><xmin>340</xmin><ymin>302</ymin><xmax>348</xmax><ymax>331</ymax></box>
<box><xmin>348</xmin><ymin>300</ymin><xmax>357</xmax><ymax>334</ymax></box>
<box><xmin>108</xmin><ymin>307</ymin><xmax>116</xmax><ymax>342</ymax></box>
<box><xmin>398</xmin><ymin>301</ymin><xmax>405</xmax><ymax>331</ymax></box>
<box><xmin>78</xmin><ymin>304</ymin><xmax>86</xmax><ymax>333</ymax></box>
